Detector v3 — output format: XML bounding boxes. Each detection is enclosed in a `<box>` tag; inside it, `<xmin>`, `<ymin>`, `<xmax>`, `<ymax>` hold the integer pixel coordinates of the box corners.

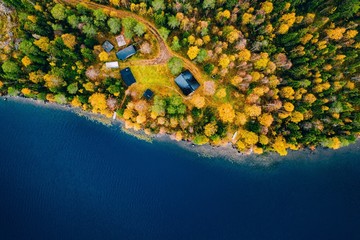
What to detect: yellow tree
<box><xmin>190</xmin><ymin>94</ymin><xmax>206</xmax><ymax>108</ymax></box>
<box><xmin>291</xmin><ymin>111</ymin><xmax>304</xmax><ymax>123</ymax></box>
<box><xmin>272</xmin><ymin>136</ymin><xmax>288</xmax><ymax>156</ymax></box>
<box><xmin>238</xmin><ymin>49</ymin><xmax>251</xmax><ymax>62</ymax></box>
<box><xmin>187</xmin><ymin>46</ymin><xmax>200</xmax><ymax>60</ymax></box>
<box><xmin>61</xmin><ymin>33</ymin><xmax>77</xmax><ymax>50</ymax></box>
<box><xmin>283</xmin><ymin>102</ymin><xmax>294</xmax><ymax>112</ymax></box>
<box><xmin>34</xmin><ymin>37</ymin><xmax>50</xmax><ymax>52</ymax></box>
<box><xmin>280</xmin><ymin>86</ymin><xmax>295</xmax><ymax>99</ymax></box>
<box><xmin>89</xmin><ymin>93</ymin><xmax>108</xmax><ymax>113</ymax></box>
<box><xmin>99</xmin><ymin>51</ymin><xmax>109</xmax><ymax>61</ymax></box>
<box><xmin>218</xmin><ymin>54</ymin><xmax>230</xmax><ymax>68</ymax></box>
<box><xmin>325</xmin><ymin>27</ymin><xmax>346</xmax><ymax>40</ymax></box>
<box><xmin>21</xmin><ymin>56</ymin><xmax>32</xmax><ymax>67</ymax></box>
<box><xmin>218</xmin><ymin>103</ymin><xmax>235</xmax><ymax>123</ymax></box>
<box><xmin>204</xmin><ymin>122</ymin><xmax>218</xmax><ymax>137</ymax></box>
<box><xmin>244</xmin><ymin>104</ymin><xmax>262</xmax><ymax>117</ymax></box>
<box><xmin>258</xmin><ymin>113</ymin><xmax>273</xmax><ymax>127</ymax></box>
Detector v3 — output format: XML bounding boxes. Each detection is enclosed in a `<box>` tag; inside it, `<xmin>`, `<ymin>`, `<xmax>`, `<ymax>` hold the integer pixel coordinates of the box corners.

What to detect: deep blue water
<box><xmin>0</xmin><ymin>99</ymin><xmax>360</xmax><ymax>240</ymax></box>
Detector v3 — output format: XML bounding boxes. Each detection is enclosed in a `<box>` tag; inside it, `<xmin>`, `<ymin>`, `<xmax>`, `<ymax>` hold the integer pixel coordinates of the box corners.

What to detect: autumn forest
<box><xmin>0</xmin><ymin>0</ymin><xmax>359</xmax><ymax>155</ymax></box>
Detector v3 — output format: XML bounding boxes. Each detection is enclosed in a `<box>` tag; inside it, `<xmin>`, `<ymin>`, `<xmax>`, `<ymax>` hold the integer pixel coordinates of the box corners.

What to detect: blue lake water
<box><xmin>0</xmin><ymin>98</ymin><xmax>360</xmax><ymax>240</ymax></box>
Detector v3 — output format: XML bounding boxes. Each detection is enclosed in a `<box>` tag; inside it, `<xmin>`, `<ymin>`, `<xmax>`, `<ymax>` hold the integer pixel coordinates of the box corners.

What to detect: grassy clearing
<box><xmin>123</xmin><ymin>64</ymin><xmax>180</xmax><ymax>96</ymax></box>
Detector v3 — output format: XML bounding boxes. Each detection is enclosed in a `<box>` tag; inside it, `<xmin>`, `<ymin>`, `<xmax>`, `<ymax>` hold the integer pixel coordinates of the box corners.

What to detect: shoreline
<box><xmin>3</xmin><ymin>95</ymin><xmax>360</xmax><ymax>165</ymax></box>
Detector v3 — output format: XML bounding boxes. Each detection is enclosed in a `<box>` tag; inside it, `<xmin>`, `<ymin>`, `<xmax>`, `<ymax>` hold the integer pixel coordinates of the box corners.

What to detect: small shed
<box><xmin>120</xmin><ymin>67</ymin><xmax>136</xmax><ymax>86</ymax></box>
<box><xmin>115</xmin><ymin>35</ymin><xmax>126</xmax><ymax>47</ymax></box>
<box><xmin>105</xmin><ymin>61</ymin><xmax>119</xmax><ymax>69</ymax></box>
<box><xmin>116</xmin><ymin>45</ymin><xmax>137</xmax><ymax>61</ymax></box>
<box><xmin>175</xmin><ymin>70</ymin><xmax>200</xmax><ymax>96</ymax></box>
<box><xmin>143</xmin><ymin>89</ymin><xmax>154</xmax><ymax>100</ymax></box>
<box><xmin>102</xmin><ymin>40</ymin><xmax>114</xmax><ymax>53</ymax></box>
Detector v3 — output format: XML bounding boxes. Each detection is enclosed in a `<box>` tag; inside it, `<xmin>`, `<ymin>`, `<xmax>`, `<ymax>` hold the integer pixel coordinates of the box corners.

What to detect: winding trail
<box><xmin>59</xmin><ymin>0</ymin><xmax>205</xmax><ymax>83</ymax></box>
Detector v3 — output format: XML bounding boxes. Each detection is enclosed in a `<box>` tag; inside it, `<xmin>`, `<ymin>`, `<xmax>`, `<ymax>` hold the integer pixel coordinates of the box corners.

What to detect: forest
<box><xmin>0</xmin><ymin>0</ymin><xmax>359</xmax><ymax>155</ymax></box>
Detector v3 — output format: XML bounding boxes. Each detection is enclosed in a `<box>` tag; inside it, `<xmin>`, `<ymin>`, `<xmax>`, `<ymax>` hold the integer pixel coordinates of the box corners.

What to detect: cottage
<box><xmin>143</xmin><ymin>89</ymin><xmax>154</xmax><ymax>100</ymax></box>
<box><xmin>120</xmin><ymin>67</ymin><xmax>136</xmax><ymax>86</ymax></box>
<box><xmin>174</xmin><ymin>70</ymin><xmax>200</xmax><ymax>96</ymax></box>
<box><xmin>105</xmin><ymin>61</ymin><xmax>119</xmax><ymax>69</ymax></box>
<box><xmin>116</xmin><ymin>45</ymin><xmax>137</xmax><ymax>61</ymax></box>
<box><xmin>102</xmin><ymin>40</ymin><xmax>114</xmax><ymax>53</ymax></box>
<box><xmin>115</xmin><ymin>35</ymin><xmax>126</xmax><ymax>47</ymax></box>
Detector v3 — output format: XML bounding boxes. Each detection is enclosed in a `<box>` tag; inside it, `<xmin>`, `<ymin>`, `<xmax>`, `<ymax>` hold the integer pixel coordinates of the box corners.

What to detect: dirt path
<box><xmin>59</xmin><ymin>0</ymin><xmax>205</xmax><ymax>83</ymax></box>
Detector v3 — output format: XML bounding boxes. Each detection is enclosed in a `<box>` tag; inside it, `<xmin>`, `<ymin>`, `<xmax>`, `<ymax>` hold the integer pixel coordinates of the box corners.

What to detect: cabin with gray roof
<box><xmin>102</xmin><ymin>40</ymin><xmax>114</xmax><ymax>53</ymax></box>
<box><xmin>120</xmin><ymin>67</ymin><xmax>136</xmax><ymax>86</ymax></box>
<box><xmin>174</xmin><ymin>70</ymin><xmax>200</xmax><ymax>96</ymax></box>
<box><xmin>116</xmin><ymin>45</ymin><xmax>137</xmax><ymax>61</ymax></box>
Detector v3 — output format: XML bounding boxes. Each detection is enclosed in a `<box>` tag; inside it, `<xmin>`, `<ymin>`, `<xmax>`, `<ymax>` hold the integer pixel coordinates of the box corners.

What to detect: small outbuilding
<box><xmin>120</xmin><ymin>67</ymin><xmax>136</xmax><ymax>87</ymax></box>
<box><xmin>116</xmin><ymin>45</ymin><xmax>137</xmax><ymax>61</ymax></box>
<box><xmin>115</xmin><ymin>35</ymin><xmax>126</xmax><ymax>47</ymax></box>
<box><xmin>175</xmin><ymin>70</ymin><xmax>200</xmax><ymax>96</ymax></box>
<box><xmin>105</xmin><ymin>61</ymin><xmax>119</xmax><ymax>69</ymax></box>
<box><xmin>143</xmin><ymin>89</ymin><xmax>154</xmax><ymax>100</ymax></box>
<box><xmin>102</xmin><ymin>40</ymin><xmax>114</xmax><ymax>53</ymax></box>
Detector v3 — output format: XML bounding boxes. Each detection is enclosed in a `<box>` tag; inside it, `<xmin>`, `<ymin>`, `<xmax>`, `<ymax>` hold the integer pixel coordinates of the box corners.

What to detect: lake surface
<box><xmin>0</xmin><ymin>98</ymin><xmax>360</xmax><ymax>240</ymax></box>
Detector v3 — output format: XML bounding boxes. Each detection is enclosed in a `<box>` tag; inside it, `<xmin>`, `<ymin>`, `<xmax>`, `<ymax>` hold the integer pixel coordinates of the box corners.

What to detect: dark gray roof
<box><xmin>116</xmin><ymin>45</ymin><xmax>137</xmax><ymax>61</ymax></box>
<box><xmin>143</xmin><ymin>89</ymin><xmax>154</xmax><ymax>100</ymax></box>
<box><xmin>102</xmin><ymin>40</ymin><xmax>114</xmax><ymax>53</ymax></box>
<box><xmin>120</xmin><ymin>67</ymin><xmax>136</xmax><ymax>86</ymax></box>
<box><xmin>174</xmin><ymin>70</ymin><xmax>200</xmax><ymax>96</ymax></box>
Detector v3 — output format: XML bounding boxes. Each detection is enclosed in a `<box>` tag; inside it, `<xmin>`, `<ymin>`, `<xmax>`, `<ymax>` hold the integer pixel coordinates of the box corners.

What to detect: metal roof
<box><xmin>174</xmin><ymin>70</ymin><xmax>200</xmax><ymax>96</ymax></box>
<box><xmin>143</xmin><ymin>89</ymin><xmax>154</xmax><ymax>100</ymax></box>
<box><xmin>102</xmin><ymin>40</ymin><xmax>114</xmax><ymax>53</ymax></box>
<box><xmin>116</xmin><ymin>45</ymin><xmax>137</xmax><ymax>61</ymax></box>
<box><xmin>120</xmin><ymin>67</ymin><xmax>136</xmax><ymax>86</ymax></box>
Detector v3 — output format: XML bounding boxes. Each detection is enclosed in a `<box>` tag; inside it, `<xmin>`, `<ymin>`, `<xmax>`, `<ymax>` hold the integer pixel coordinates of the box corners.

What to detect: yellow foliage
<box><xmin>254</xmin><ymin>53</ymin><xmax>269</xmax><ymax>69</ymax></box>
<box><xmin>44</xmin><ymin>74</ymin><xmax>64</xmax><ymax>88</ymax></box>
<box><xmin>261</xmin><ymin>2</ymin><xmax>273</xmax><ymax>14</ymax></box>
<box><xmin>46</xmin><ymin>94</ymin><xmax>55</xmax><ymax>102</ymax></box>
<box><xmin>187</xmin><ymin>46</ymin><xmax>200</xmax><ymax>60</ymax></box>
<box><xmin>136</xmin><ymin>114</ymin><xmax>147</xmax><ymax>124</ymax></box>
<box><xmin>272</xmin><ymin>136</ymin><xmax>288</xmax><ymax>156</ymax></box>
<box><xmin>21</xmin><ymin>88</ymin><xmax>31</xmax><ymax>95</ymax></box>
<box><xmin>204</xmin><ymin>122</ymin><xmax>218</xmax><ymax>137</ymax></box>
<box><xmin>239</xmin><ymin>129</ymin><xmax>258</xmax><ymax>145</ymax></box>
<box><xmin>327</xmin><ymin>137</ymin><xmax>342</xmax><ymax>149</ymax></box>
<box><xmin>238</xmin><ymin>49</ymin><xmax>251</xmax><ymax>61</ymax></box>
<box><xmin>222</xmin><ymin>10</ymin><xmax>231</xmax><ymax>19</ymax></box>
<box><xmin>236</xmin><ymin>140</ymin><xmax>246</xmax><ymax>150</ymax></box>
<box><xmin>227</xmin><ymin>30</ymin><xmax>240</xmax><ymax>44</ymax></box>
<box><xmin>195</xmin><ymin>38</ymin><xmax>203</xmax><ymax>46</ymax></box>
<box><xmin>325</xmin><ymin>27</ymin><xmax>346</xmax><ymax>40</ymax></box>
<box><xmin>265</xmin><ymin>24</ymin><xmax>273</xmax><ymax>34</ymax></box>
<box><xmin>279</xmin><ymin>112</ymin><xmax>291</xmax><ymax>119</ymax></box>
<box><xmin>235</xmin><ymin>112</ymin><xmax>247</xmax><ymax>126</ymax></box>
<box><xmin>253</xmin><ymin>147</ymin><xmax>263</xmax><ymax>154</ymax></box>
<box><xmin>284</xmin><ymin>3</ymin><xmax>291</xmax><ymax>11</ymax></box>
<box><xmin>27</xmin><ymin>15</ymin><xmax>37</xmax><ymax>23</ymax></box>
<box><xmin>188</xmin><ymin>35</ymin><xmax>195</xmax><ymax>44</ymax></box>
<box><xmin>280</xmin><ymin>86</ymin><xmax>295</xmax><ymax>99</ymax></box>
<box><xmin>251</xmin><ymin>71</ymin><xmax>261</xmax><ymax>81</ymax></box>
<box><xmin>0</xmin><ymin>81</ymin><xmax>3</xmax><ymax>89</ymax></box>
<box><xmin>291</xmin><ymin>111</ymin><xmax>304</xmax><ymax>123</ymax></box>
<box><xmin>242</xmin><ymin>13</ymin><xmax>253</xmax><ymax>25</ymax></box>
<box><xmin>34</xmin><ymin>37</ymin><xmax>50</xmax><ymax>52</ymax></box>
<box><xmin>99</xmin><ymin>51</ymin><xmax>109</xmax><ymax>62</ymax></box>
<box><xmin>215</xmin><ymin>88</ymin><xmax>227</xmax><ymax>98</ymax></box>
<box><xmin>344</xmin><ymin>30</ymin><xmax>358</xmax><ymax>39</ymax></box>
<box><xmin>244</xmin><ymin>104</ymin><xmax>262</xmax><ymax>117</ymax></box>
<box><xmin>71</xmin><ymin>96</ymin><xmax>82</xmax><ymax>107</ymax></box>
<box><xmin>61</xmin><ymin>34</ymin><xmax>77</xmax><ymax>50</ymax></box>
<box><xmin>278</xmin><ymin>24</ymin><xmax>289</xmax><ymax>34</ymax></box>
<box><xmin>284</xmin><ymin>102</ymin><xmax>294</xmax><ymax>112</ymax></box>
<box><xmin>280</xmin><ymin>13</ymin><xmax>296</xmax><ymax>27</ymax></box>
<box><xmin>303</xmin><ymin>93</ymin><xmax>317</xmax><ymax>104</ymax></box>
<box><xmin>218</xmin><ymin>103</ymin><xmax>235</xmax><ymax>123</ymax></box>
<box><xmin>190</xmin><ymin>94</ymin><xmax>206</xmax><ymax>108</ymax></box>
<box><xmin>304</xmin><ymin>13</ymin><xmax>315</xmax><ymax>24</ymax></box>
<box><xmin>34</xmin><ymin>3</ymin><xmax>42</xmax><ymax>11</ymax></box>
<box><xmin>29</xmin><ymin>71</ymin><xmax>44</xmax><ymax>83</ymax></box>
<box><xmin>21</xmin><ymin>56</ymin><xmax>32</xmax><ymax>67</ymax></box>
<box><xmin>218</xmin><ymin>54</ymin><xmax>230</xmax><ymax>68</ymax></box>
<box><xmin>109</xmin><ymin>0</ymin><xmax>120</xmax><ymax>6</ymax></box>
<box><xmin>258</xmin><ymin>113</ymin><xmax>273</xmax><ymax>127</ymax></box>
<box><xmin>301</xmin><ymin>33</ymin><xmax>313</xmax><ymax>45</ymax></box>
<box><xmin>89</xmin><ymin>93</ymin><xmax>108</xmax><ymax>113</ymax></box>
<box><xmin>345</xmin><ymin>81</ymin><xmax>355</xmax><ymax>90</ymax></box>
<box><xmin>83</xmin><ymin>82</ymin><xmax>95</xmax><ymax>92</ymax></box>
<box><xmin>203</xmin><ymin>35</ymin><xmax>211</xmax><ymax>44</ymax></box>
<box><xmin>259</xmin><ymin>135</ymin><xmax>269</xmax><ymax>145</ymax></box>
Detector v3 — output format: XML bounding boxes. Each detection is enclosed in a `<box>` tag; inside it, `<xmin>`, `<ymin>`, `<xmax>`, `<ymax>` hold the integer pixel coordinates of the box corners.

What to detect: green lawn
<box><xmin>124</xmin><ymin>64</ymin><xmax>181</xmax><ymax>96</ymax></box>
